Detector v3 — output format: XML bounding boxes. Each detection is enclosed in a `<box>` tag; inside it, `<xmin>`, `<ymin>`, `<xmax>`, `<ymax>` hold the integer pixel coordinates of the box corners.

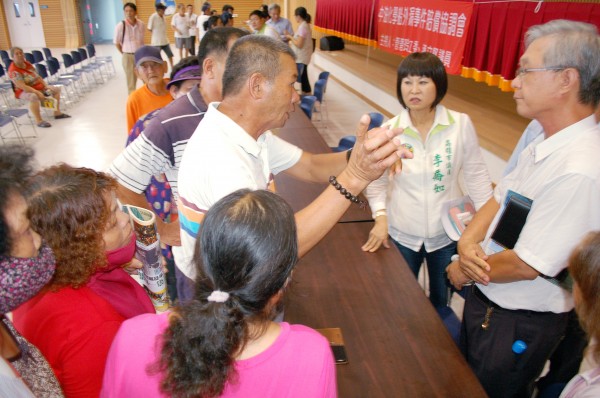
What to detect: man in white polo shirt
<box><xmin>447</xmin><ymin>20</ymin><xmax>600</xmax><ymax>398</ymax></box>
<box><xmin>147</xmin><ymin>3</ymin><xmax>174</xmax><ymax>70</ymax></box>
<box><xmin>176</xmin><ymin>35</ymin><xmax>411</xmax><ymax>301</ymax></box>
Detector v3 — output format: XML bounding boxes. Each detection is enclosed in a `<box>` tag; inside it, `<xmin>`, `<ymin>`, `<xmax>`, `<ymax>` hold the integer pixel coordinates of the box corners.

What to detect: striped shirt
<box><xmin>109</xmin><ymin>88</ymin><xmax>207</xmax><ymax>198</ymax></box>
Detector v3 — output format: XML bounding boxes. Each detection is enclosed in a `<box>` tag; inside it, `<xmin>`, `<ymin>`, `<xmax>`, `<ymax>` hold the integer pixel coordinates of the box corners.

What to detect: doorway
<box><xmin>3</xmin><ymin>0</ymin><xmax>46</xmax><ymax>48</ymax></box>
<box><xmin>77</xmin><ymin>0</ymin><xmax>121</xmax><ymax>44</ymax></box>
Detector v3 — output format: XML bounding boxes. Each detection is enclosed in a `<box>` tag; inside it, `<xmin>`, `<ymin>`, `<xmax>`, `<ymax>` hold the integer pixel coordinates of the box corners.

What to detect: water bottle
<box><xmin>512</xmin><ymin>340</ymin><xmax>527</xmax><ymax>354</ymax></box>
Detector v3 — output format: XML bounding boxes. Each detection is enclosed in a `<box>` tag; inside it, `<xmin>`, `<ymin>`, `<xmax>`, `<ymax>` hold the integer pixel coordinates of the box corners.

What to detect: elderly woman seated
<box><xmin>13</xmin><ymin>164</ymin><xmax>154</xmax><ymax>398</ymax></box>
<box><xmin>0</xmin><ymin>145</ymin><xmax>63</xmax><ymax>397</ymax></box>
<box><xmin>7</xmin><ymin>47</ymin><xmax>70</xmax><ymax>128</ymax></box>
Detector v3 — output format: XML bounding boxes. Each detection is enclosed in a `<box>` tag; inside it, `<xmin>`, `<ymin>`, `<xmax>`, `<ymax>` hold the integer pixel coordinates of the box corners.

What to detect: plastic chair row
<box><xmin>330</xmin><ymin>112</ymin><xmax>384</xmax><ymax>152</ymax></box>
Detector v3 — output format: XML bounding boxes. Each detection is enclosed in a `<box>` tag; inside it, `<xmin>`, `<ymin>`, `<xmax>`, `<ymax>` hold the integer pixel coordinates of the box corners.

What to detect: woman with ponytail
<box><xmin>285</xmin><ymin>7</ymin><xmax>313</xmax><ymax>94</ymax></box>
<box><xmin>101</xmin><ymin>189</ymin><xmax>336</xmax><ymax>397</ymax></box>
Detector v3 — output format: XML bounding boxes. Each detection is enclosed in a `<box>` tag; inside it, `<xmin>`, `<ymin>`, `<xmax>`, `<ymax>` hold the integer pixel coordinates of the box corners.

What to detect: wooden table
<box><xmin>274</xmin><ymin>111</ymin><xmax>373</xmax><ymax>223</ymax></box>
<box><xmin>277</xmin><ymin>110</ymin><xmax>487</xmax><ymax>397</ymax></box>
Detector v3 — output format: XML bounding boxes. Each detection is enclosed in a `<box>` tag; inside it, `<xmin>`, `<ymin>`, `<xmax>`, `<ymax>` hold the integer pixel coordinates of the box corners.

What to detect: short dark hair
<box><xmin>197</xmin><ymin>27</ymin><xmax>249</xmax><ymax>75</ymax></box>
<box><xmin>222</xmin><ymin>4</ymin><xmax>234</xmax><ymax>12</ymax></box>
<box><xmin>396</xmin><ymin>52</ymin><xmax>448</xmax><ymax>110</ymax></box>
<box><xmin>0</xmin><ymin>145</ymin><xmax>35</xmax><ymax>256</ymax></box>
<box><xmin>249</xmin><ymin>10</ymin><xmax>265</xmax><ymax>20</ymax></box>
<box><xmin>222</xmin><ymin>35</ymin><xmax>295</xmax><ymax>98</ymax></box>
<box><xmin>158</xmin><ymin>189</ymin><xmax>298</xmax><ymax>397</ymax></box>
<box><xmin>123</xmin><ymin>2</ymin><xmax>136</xmax><ymax>12</ymax></box>
<box><xmin>155</xmin><ymin>3</ymin><xmax>166</xmax><ymax>11</ymax></box>
<box><xmin>219</xmin><ymin>12</ymin><xmax>233</xmax><ymax>26</ymax></box>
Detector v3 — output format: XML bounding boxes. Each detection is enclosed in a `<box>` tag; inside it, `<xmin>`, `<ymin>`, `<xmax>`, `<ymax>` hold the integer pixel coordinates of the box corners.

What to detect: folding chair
<box><xmin>62</xmin><ymin>53</ymin><xmax>91</xmax><ymax>91</ymax></box>
<box><xmin>4</xmin><ymin>106</ymin><xmax>37</xmax><ymax>139</ymax></box>
<box><xmin>300</xmin><ymin>95</ymin><xmax>317</xmax><ymax>119</ymax></box>
<box><xmin>368</xmin><ymin>112</ymin><xmax>384</xmax><ymax>130</ymax></box>
<box><xmin>35</xmin><ymin>63</ymin><xmax>76</xmax><ymax>108</ymax></box>
<box><xmin>312</xmin><ymin>79</ymin><xmax>328</xmax><ymax>123</ymax></box>
<box><xmin>77</xmin><ymin>48</ymin><xmax>104</xmax><ymax>83</ymax></box>
<box><xmin>0</xmin><ymin>64</ymin><xmax>15</xmax><ymax>108</ymax></box>
<box><xmin>47</xmin><ymin>58</ymin><xmax>82</xmax><ymax>101</ymax></box>
<box><xmin>86</xmin><ymin>43</ymin><xmax>115</xmax><ymax>76</ymax></box>
<box><xmin>318</xmin><ymin>71</ymin><xmax>330</xmax><ymax>93</ymax></box>
<box><xmin>71</xmin><ymin>50</ymin><xmax>102</xmax><ymax>85</ymax></box>
<box><xmin>32</xmin><ymin>50</ymin><xmax>45</xmax><ymax>65</ymax></box>
<box><xmin>24</xmin><ymin>52</ymin><xmax>35</xmax><ymax>64</ymax></box>
<box><xmin>0</xmin><ymin>112</ymin><xmax>25</xmax><ymax>144</ymax></box>
<box><xmin>330</xmin><ymin>136</ymin><xmax>356</xmax><ymax>152</ymax></box>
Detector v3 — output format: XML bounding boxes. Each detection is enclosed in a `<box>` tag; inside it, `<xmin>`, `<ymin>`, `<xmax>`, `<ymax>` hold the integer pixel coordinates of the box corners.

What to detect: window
<box><xmin>13</xmin><ymin>3</ymin><xmax>21</xmax><ymax>18</ymax></box>
<box><xmin>28</xmin><ymin>2</ymin><xmax>35</xmax><ymax>17</ymax></box>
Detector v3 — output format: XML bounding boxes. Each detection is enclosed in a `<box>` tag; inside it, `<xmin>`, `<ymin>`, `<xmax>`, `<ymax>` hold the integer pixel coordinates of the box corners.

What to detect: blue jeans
<box><xmin>392</xmin><ymin>240</ymin><xmax>456</xmax><ymax>309</ymax></box>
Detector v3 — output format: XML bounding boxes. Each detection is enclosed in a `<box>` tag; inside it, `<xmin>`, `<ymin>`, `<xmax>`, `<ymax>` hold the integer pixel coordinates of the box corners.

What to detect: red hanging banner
<box><xmin>377</xmin><ymin>0</ymin><xmax>474</xmax><ymax>74</ymax></box>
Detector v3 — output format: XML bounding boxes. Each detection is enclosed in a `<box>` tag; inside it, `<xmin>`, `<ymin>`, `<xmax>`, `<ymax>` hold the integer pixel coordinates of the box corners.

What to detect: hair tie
<box><xmin>207</xmin><ymin>290</ymin><xmax>230</xmax><ymax>303</ymax></box>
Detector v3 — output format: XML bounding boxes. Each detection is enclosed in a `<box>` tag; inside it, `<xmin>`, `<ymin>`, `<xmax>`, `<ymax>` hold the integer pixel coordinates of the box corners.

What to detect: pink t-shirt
<box><xmin>101</xmin><ymin>312</ymin><xmax>337</xmax><ymax>397</ymax></box>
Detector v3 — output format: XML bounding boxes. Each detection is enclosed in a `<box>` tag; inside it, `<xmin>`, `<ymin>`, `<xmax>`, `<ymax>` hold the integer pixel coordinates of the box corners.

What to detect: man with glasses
<box><xmin>266</xmin><ymin>3</ymin><xmax>293</xmax><ymax>43</ymax></box>
<box><xmin>125</xmin><ymin>46</ymin><xmax>172</xmax><ymax>133</ymax></box>
<box><xmin>447</xmin><ymin>20</ymin><xmax>600</xmax><ymax>398</ymax></box>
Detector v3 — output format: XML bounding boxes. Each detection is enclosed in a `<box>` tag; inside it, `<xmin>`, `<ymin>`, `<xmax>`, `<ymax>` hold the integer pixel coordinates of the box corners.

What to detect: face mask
<box><xmin>0</xmin><ymin>243</ymin><xmax>56</xmax><ymax>313</ymax></box>
<box><xmin>105</xmin><ymin>234</ymin><xmax>136</xmax><ymax>268</ymax></box>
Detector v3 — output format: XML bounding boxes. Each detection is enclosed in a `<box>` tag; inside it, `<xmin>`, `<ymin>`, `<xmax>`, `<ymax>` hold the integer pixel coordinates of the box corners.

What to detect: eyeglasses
<box><xmin>515</xmin><ymin>67</ymin><xmax>567</xmax><ymax>78</ymax></box>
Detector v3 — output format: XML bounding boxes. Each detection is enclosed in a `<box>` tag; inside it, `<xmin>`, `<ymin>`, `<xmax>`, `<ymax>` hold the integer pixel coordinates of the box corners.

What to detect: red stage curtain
<box><xmin>315</xmin><ymin>0</ymin><xmax>600</xmax><ymax>90</ymax></box>
<box><xmin>315</xmin><ymin>0</ymin><xmax>379</xmax><ymax>45</ymax></box>
<box><xmin>463</xmin><ymin>1</ymin><xmax>600</xmax><ymax>88</ymax></box>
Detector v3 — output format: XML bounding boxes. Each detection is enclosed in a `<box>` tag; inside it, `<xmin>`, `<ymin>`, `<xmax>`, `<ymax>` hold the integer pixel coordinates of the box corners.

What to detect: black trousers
<box><xmin>460</xmin><ymin>287</ymin><xmax>569</xmax><ymax>398</ymax></box>
<box><xmin>536</xmin><ymin>310</ymin><xmax>588</xmax><ymax>395</ymax></box>
<box><xmin>189</xmin><ymin>35</ymin><xmax>196</xmax><ymax>56</ymax></box>
<box><xmin>300</xmin><ymin>63</ymin><xmax>311</xmax><ymax>93</ymax></box>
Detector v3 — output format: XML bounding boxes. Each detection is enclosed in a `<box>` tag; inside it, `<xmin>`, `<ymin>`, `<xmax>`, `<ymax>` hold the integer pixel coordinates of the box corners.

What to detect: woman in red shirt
<box><xmin>13</xmin><ymin>165</ymin><xmax>154</xmax><ymax>398</ymax></box>
<box><xmin>7</xmin><ymin>47</ymin><xmax>70</xmax><ymax>128</ymax></box>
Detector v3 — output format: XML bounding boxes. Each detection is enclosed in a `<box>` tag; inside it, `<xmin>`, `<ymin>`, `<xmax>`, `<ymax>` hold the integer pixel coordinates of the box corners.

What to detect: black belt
<box><xmin>473</xmin><ymin>286</ymin><xmax>500</xmax><ymax>308</ymax></box>
<box><xmin>123</xmin><ymin>52</ymin><xmax>134</xmax><ymax>54</ymax></box>
<box><xmin>472</xmin><ymin>286</ymin><xmax>560</xmax><ymax>317</ymax></box>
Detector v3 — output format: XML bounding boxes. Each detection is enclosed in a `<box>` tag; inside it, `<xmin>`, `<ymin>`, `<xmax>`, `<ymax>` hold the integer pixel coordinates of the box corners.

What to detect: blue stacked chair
<box><xmin>367</xmin><ymin>112</ymin><xmax>384</xmax><ymax>131</ymax></box>
<box><xmin>318</xmin><ymin>71</ymin><xmax>330</xmax><ymax>93</ymax></box>
<box><xmin>62</xmin><ymin>53</ymin><xmax>90</xmax><ymax>91</ymax></box>
<box><xmin>77</xmin><ymin>48</ymin><xmax>104</xmax><ymax>83</ymax></box>
<box><xmin>24</xmin><ymin>52</ymin><xmax>35</xmax><ymax>64</ymax></box>
<box><xmin>331</xmin><ymin>136</ymin><xmax>356</xmax><ymax>152</ymax></box>
<box><xmin>300</xmin><ymin>95</ymin><xmax>317</xmax><ymax>119</ymax></box>
<box><xmin>47</xmin><ymin>58</ymin><xmax>82</xmax><ymax>100</ymax></box>
<box><xmin>32</xmin><ymin>50</ymin><xmax>45</xmax><ymax>65</ymax></box>
<box><xmin>312</xmin><ymin>79</ymin><xmax>328</xmax><ymax>122</ymax></box>
<box><xmin>35</xmin><ymin>63</ymin><xmax>75</xmax><ymax>108</ymax></box>
<box><xmin>85</xmin><ymin>43</ymin><xmax>115</xmax><ymax>76</ymax></box>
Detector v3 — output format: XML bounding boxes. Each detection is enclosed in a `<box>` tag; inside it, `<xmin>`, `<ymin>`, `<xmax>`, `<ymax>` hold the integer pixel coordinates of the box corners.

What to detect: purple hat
<box><xmin>135</xmin><ymin>46</ymin><xmax>163</xmax><ymax>67</ymax></box>
<box><xmin>166</xmin><ymin>65</ymin><xmax>202</xmax><ymax>89</ymax></box>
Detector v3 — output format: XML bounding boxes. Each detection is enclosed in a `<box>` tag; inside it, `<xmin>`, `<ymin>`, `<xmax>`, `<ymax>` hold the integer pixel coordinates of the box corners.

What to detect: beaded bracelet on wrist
<box><xmin>329</xmin><ymin>176</ymin><xmax>367</xmax><ymax>208</ymax></box>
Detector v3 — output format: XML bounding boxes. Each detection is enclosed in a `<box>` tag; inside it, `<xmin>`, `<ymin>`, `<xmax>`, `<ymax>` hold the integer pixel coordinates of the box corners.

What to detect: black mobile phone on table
<box><xmin>316</xmin><ymin>327</ymin><xmax>349</xmax><ymax>365</ymax></box>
